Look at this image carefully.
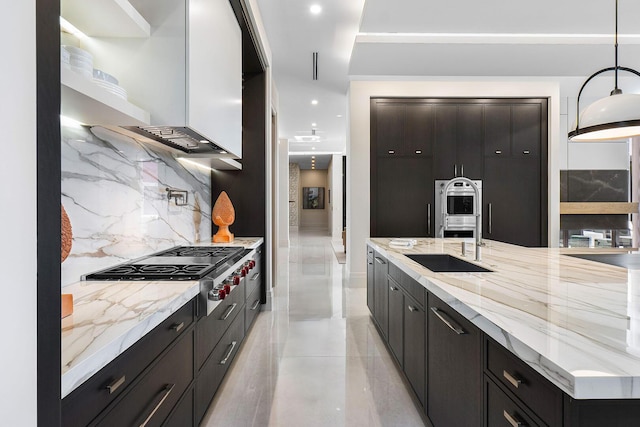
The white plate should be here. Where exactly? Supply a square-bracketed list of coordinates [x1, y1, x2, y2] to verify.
[93, 69, 119, 85]
[62, 45, 92, 60]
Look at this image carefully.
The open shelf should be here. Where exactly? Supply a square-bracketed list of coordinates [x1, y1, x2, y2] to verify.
[560, 202, 640, 215]
[61, 67, 150, 126]
[61, 0, 150, 38]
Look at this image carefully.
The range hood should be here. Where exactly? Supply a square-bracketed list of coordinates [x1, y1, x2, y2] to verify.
[123, 125, 230, 156]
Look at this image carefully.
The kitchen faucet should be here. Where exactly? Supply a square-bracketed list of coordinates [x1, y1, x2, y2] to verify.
[442, 177, 483, 261]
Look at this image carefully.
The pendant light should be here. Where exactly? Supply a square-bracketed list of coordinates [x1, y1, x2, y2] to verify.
[568, 0, 640, 141]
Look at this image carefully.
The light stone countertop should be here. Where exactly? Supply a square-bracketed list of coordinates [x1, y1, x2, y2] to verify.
[61, 237, 264, 399]
[367, 237, 640, 400]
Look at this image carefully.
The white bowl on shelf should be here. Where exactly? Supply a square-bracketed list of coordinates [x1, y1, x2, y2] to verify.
[61, 45, 92, 61]
[93, 69, 119, 85]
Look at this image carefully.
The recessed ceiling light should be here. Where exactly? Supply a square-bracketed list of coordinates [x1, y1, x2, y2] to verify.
[312, 156, 316, 159]
[311, 99, 318, 105]
[312, 147, 316, 150]
[336, 114, 343, 118]
[310, 4, 322, 14]
[312, 122, 317, 127]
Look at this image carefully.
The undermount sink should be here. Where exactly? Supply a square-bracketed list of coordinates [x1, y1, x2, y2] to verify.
[405, 254, 493, 273]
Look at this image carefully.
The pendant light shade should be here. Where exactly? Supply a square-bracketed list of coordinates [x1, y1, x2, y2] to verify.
[569, 93, 640, 141]
[568, 0, 640, 142]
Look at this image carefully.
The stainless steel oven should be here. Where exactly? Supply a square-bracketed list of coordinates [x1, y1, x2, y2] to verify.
[435, 179, 482, 238]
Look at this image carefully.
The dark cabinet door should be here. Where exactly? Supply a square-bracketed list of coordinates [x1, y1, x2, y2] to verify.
[387, 278, 404, 365]
[373, 156, 434, 237]
[484, 157, 542, 247]
[374, 102, 404, 156]
[366, 255, 374, 314]
[427, 294, 482, 427]
[484, 105, 511, 157]
[512, 103, 542, 157]
[404, 297, 426, 407]
[373, 254, 389, 338]
[433, 105, 458, 179]
[456, 105, 483, 179]
[404, 103, 434, 156]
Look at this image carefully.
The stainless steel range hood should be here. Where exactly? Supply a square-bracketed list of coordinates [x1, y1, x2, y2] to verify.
[123, 125, 229, 156]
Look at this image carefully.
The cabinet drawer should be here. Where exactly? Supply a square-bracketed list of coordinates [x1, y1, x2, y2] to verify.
[62, 299, 195, 427]
[245, 285, 261, 332]
[486, 339, 562, 426]
[163, 387, 194, 427]
[95, 329, 194, 427]
[196, 285, 245, 370]
[245, 266, 261, 299]
[195, 312, 245, 424]
[389, 262, 425, 307]
[367, 245, 374, 259]
[486, 378, 541, 427]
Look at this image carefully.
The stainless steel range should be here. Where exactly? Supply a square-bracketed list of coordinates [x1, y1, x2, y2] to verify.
[86, 245, 258, 316]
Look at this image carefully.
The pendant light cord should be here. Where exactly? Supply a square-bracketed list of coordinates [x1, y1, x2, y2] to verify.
[615, 0, 619, 91]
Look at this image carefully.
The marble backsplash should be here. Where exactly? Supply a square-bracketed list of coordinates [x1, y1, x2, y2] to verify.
[61, 125, 212, 287]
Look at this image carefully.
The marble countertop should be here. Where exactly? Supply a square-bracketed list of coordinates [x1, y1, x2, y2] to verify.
[61, 237, 264, 399]
[367, 238, 640, 400]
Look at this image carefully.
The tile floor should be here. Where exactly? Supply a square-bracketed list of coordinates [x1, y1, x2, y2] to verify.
[201, 228, 426, 426]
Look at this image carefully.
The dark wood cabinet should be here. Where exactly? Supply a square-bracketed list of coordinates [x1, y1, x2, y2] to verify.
[367, 250, 374, 314]
[427, 293, 482, 427]
[433, 104, 483, 180]
[370, 97, 548, 246]
[486, 377, 542, 427]
[373, 252, 389, 338]
[387, 277, 404, 365]
[403, 295, 426, 407]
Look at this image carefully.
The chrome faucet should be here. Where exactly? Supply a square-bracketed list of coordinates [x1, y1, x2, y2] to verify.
[442, 177, 482, 261]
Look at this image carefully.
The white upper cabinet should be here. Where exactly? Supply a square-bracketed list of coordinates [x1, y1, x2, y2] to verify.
[61, 0, 243, 159]
[188, 0, 242, 159]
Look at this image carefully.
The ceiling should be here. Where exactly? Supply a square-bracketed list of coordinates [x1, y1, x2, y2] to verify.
[254, 0, 640, 156]
[289, 154, 332, 170]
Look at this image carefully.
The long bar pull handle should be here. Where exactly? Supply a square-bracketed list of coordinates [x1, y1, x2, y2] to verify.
[461, 164, 464, 176]
[220, 341, 238, 365]
[454, 164, 458, 177]
[171, 322, 184, 333]
[427, 203, 431, 235]
[251, 300, 260, 310]
[430, 307, 466, 335]
[374, 257, 386, 265]
[503, 370, 523, 389]
[503, 410, 525, 427]
[488, 203, 492, 234]
[106, 375, 126, 394]
[138, 383, 175, 427]
[251, 272, 260, 281]
[220, 303, 238, 321]
[408, 305, 417, 312]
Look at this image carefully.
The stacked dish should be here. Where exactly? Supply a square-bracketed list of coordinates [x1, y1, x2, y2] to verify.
[93, 69, 127, 100]
[62, 45, 93, 79]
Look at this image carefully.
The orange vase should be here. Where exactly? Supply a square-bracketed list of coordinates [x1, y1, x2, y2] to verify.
[212, 191, 235, 243]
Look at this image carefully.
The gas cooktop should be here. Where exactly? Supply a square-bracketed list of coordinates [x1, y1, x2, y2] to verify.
[85, 246, 246, 281]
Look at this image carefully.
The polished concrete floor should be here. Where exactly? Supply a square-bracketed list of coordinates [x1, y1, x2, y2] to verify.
[201, 228, 425, 427]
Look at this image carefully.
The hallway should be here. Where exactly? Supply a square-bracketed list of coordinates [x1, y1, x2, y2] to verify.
[201, 228, 425, 426]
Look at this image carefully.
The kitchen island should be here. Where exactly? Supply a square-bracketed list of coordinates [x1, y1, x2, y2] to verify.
[367, 237, 640, 426]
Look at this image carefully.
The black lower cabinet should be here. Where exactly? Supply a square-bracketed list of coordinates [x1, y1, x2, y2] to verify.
[404, 297, 425, 407]
[373, 252, 389, 338]
[388, 278, 404, 365]
[427, 293, 482, 427]
[95, 329, 194, 427]
[367, 253, 374, 314]
[486, 378, 541, 427]
[163, 388, 194, 427]
[195, 310, 245, 424]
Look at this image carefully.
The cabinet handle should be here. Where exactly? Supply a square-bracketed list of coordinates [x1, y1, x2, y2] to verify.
[408, 305, 417, 312]
[415, 150, 422, 154]
[220, 341, 238, 365]
[170, 322, 184, 333]
[251, 299, 260, 310]
[460, 164, 464, 176]
[454, 164, 458, 177]
[503, 370, 523, 388]
[495, 150, 502, 154]
[430, 307, 466, 335]
[503, 410, 526, 427]
[488, 203, 492, 234]
[523, 150, 530, 155]
[389, 286, 399, 291]
[251, 272, 260, 281]
[374, 257, 386, 265]
[138, 383, 175, 427]
[427, 203, 431, 235]
[106, 375, 126, 394]
[220, 303, 238, 321]
[388, 150, 395, 154]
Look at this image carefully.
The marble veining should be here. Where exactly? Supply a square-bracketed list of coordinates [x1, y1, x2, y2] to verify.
[61, 125, 212, 286]
[368, 237, 640, 399]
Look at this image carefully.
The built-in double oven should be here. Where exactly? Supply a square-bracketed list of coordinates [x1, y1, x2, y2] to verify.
[434, 179, 482, 238]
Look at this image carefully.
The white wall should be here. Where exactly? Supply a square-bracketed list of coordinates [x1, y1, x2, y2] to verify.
[330, 154, 344, 241]
[300, 170, 329, 228]
[0, 0, 37, 424]
[347, 79, 562, 277]
[277, 138, 289, 246]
